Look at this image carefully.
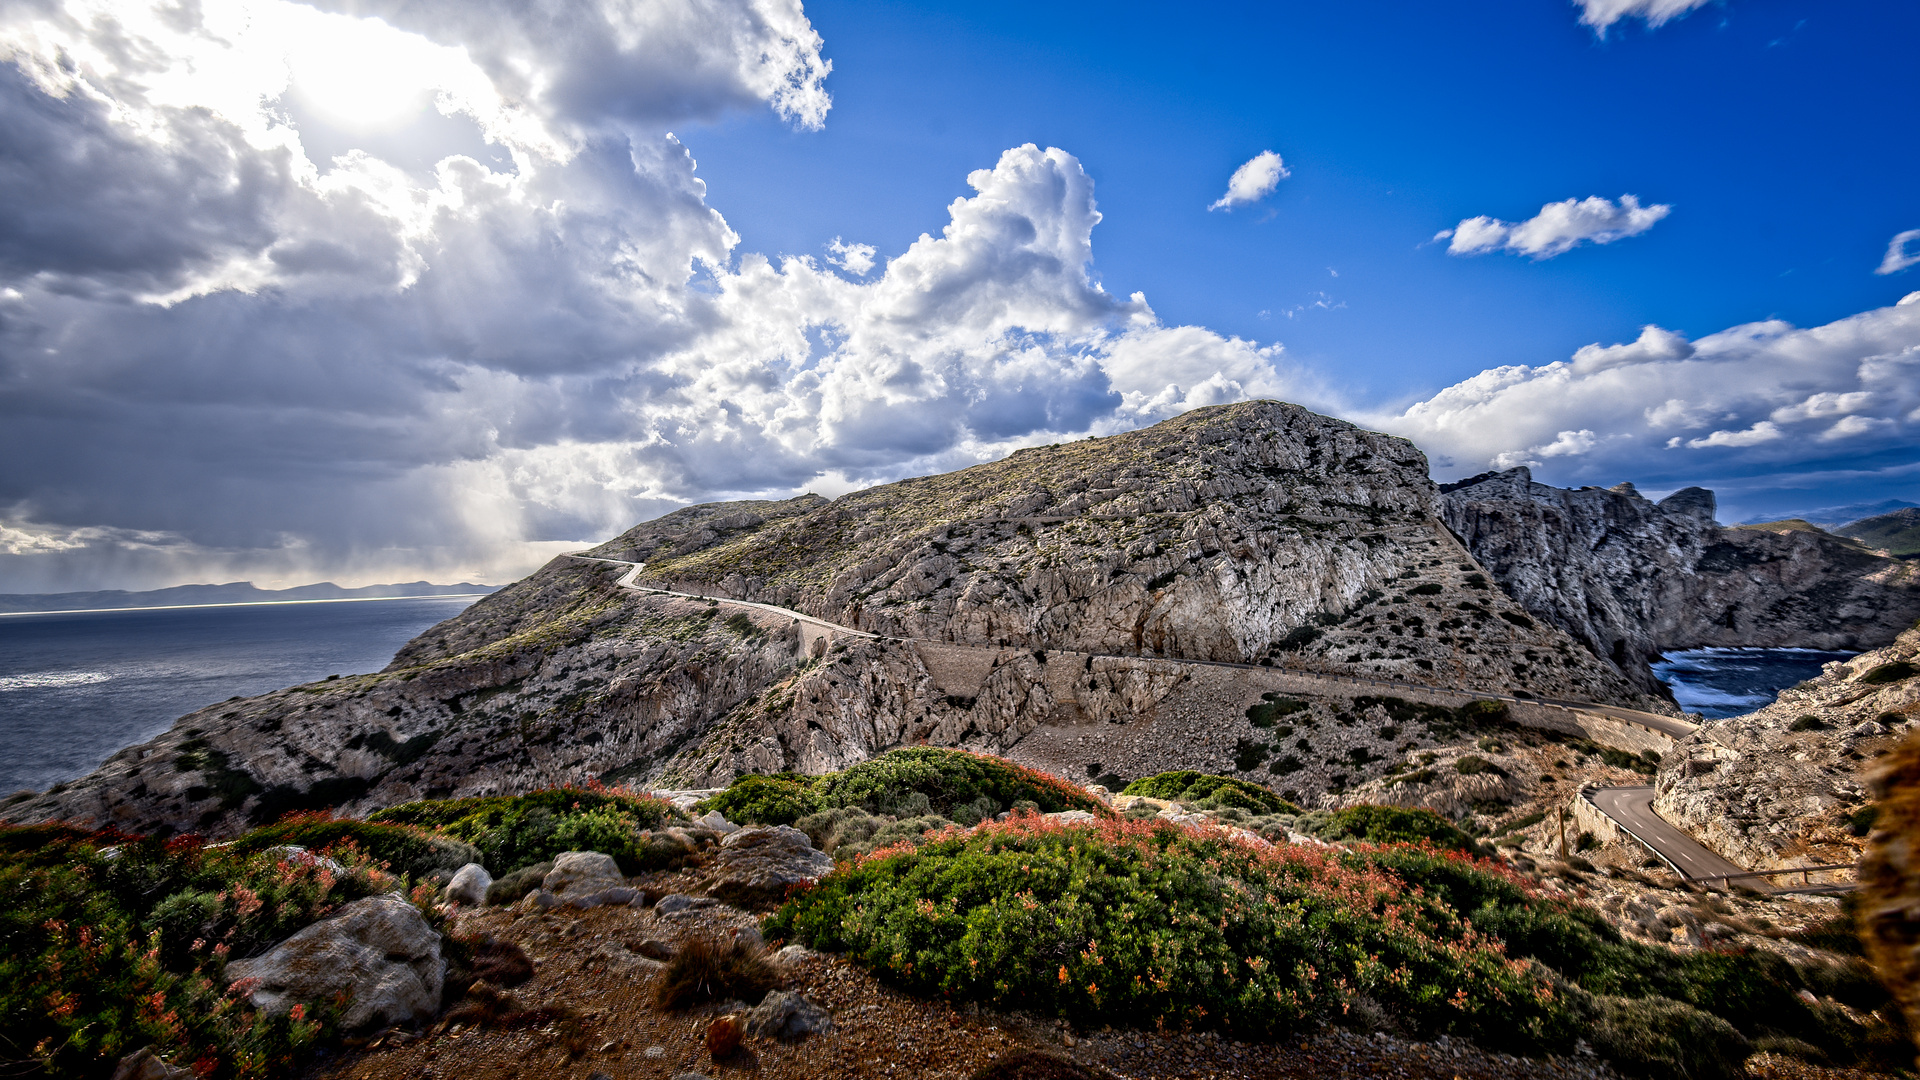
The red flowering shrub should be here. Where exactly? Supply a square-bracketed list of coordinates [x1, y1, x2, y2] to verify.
[765, 814, 1560, 1048]
[0, 823, 397, 1078]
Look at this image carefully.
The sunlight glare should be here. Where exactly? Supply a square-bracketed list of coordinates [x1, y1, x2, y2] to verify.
[285, 13, 443, 130]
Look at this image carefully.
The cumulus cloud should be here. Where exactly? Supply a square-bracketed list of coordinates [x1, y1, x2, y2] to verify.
[1377, 291, 1920, 503]
[0, 3, 1316, 591]
[825, 237, 876, 275]
[1575, 0, 1716, 33]
[1437, 195, 1670, 259]
[1208, 151, 1289, 211]
[1879, 229, 1920, 276]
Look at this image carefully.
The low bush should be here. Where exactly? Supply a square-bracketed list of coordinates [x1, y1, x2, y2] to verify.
[225, 814, 480, 881]
[1298, 805, 1479, 853]
[767, 817, 1563, 1048]
[695, 773, 824, 826]
[1121, 771, 1300, 814]
[484, 860, 553, 906]
[1584, 993, 1751, 1080]
[814, 748, 1107, 819]
[369, 786, 678, 875]
[1790, 714, 1829, 732]
[654, 934, 780, 1010]
[0, 822, 403, 1079]
[1245, 693, 1309, 728]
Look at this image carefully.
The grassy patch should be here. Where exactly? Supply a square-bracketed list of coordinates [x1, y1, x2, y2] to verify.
[1120, 771, 1299, 814]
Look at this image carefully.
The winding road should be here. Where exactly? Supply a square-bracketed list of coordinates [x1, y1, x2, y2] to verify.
[566, 553, 1780, 885]
[1586, 786, 1746, 880]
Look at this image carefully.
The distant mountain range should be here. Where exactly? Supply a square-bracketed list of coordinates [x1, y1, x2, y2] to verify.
[0, 580, 497, 614]
[1838, 508, 1920, 558]
[1736, 499, 1919, 529]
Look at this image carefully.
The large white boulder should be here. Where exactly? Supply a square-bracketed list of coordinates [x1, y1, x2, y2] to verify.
[226, 895, 444, 1030]
[445, 863, 491, 906]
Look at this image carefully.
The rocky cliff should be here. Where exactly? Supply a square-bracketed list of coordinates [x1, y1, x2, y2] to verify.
[1439, 467, 1920, 695]
[1652, 622, 1920, 872]
[9, 402, 1653, 838]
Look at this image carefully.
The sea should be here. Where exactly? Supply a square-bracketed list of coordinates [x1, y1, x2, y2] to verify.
[0, 596, 482, 797]
[1650, 647, 1858, 719]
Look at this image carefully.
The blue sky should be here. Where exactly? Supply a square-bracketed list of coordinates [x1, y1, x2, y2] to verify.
[694, 0, 1919, 398]
[0, 0, 1915, 591]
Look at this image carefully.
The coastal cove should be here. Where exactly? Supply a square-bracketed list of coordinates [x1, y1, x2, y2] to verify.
[0, 595, 482, 796]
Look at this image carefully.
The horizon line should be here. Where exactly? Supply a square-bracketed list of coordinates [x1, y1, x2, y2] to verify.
[0, 593, 493, 619]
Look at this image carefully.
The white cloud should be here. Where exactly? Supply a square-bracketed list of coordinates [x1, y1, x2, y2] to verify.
[1575, 0, 1716, 34]
[1686, 422, 1781, 448]
[825, 237, 875, 275]
[1208, 150, 1289, 211]
[1878, 229, 1920, 276]
[1377, 299, 1920, 494]
[1440, 195, 1670, 259]
[0, 0, 1319, 592]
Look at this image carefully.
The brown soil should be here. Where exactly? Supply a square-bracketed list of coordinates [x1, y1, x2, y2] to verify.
[298, 889, 1638, 1080]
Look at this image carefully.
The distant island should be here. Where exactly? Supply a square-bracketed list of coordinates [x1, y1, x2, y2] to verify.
[0, 580, 498, 615]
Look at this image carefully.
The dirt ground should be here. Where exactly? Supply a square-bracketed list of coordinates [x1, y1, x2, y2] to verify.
[297, 874, 1880, 1080]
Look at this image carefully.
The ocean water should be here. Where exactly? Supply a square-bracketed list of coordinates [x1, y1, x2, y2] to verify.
[1651, 647, 1857, 719]
[0, 596, 481, 796]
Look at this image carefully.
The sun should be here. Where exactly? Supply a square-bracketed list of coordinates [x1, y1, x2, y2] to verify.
[283, 11, 443, 131]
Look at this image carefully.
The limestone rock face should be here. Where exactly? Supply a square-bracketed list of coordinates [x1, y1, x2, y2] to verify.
[705, 825, 835, 905]
[225, 895, 444, 1030]
[1652, 623, 1920, 871]
[15, 401, 1648, 836]
[1440, 467, 1920, 694]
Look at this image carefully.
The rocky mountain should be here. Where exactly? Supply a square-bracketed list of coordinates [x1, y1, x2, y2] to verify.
[1439, 467, 1920, 696]
[7, 401, 1651, 838]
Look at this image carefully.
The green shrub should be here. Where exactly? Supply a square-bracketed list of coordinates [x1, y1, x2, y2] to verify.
[1790, 714, 1829, 731]
[226, 815, 480, 881]
[1120, 771, 1299, 814]
[766, 817, 1562, 1047]
[1407, 582, 1443, 596]
[369, 786, 679, 875]
[1859, 661, 1916, 685]
[1585, 994, 1751, 1080]
[696, 773, 824, 826]
[1453, 755, 1500, 776]
[1299, 805, 1478, 852]
[1245, 693, 1309, 728]
[814, 748, 1106, 819]
[485, 861, 553, 906]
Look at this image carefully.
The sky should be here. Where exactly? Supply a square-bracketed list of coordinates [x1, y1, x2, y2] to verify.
[0, 0, 1916, 592]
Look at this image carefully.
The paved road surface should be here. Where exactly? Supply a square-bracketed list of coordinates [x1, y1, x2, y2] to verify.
[1588, 786, 1747, 880]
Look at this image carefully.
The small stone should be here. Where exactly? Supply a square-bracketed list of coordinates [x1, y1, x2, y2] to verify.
[445, 863, 491, 907]
[672, 1073, 713, 1080]
[109, 1046, 193, 1080]
[772, 943, 815, 965]
[655, 893, 716, 915]
[741, 989, 832, 1040]
[629, 938, 676, 960]
[644, 1045, 668, 1059]
[707, 1014, 744, 1058]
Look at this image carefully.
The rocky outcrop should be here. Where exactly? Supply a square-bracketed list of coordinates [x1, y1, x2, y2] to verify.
[1652, 623, 1920, 871]
[1440, 467, 1920, 695]
[14, 402, 1651, 837]
[704, 825, 835, 905]
[226, 895, 445, 1030]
